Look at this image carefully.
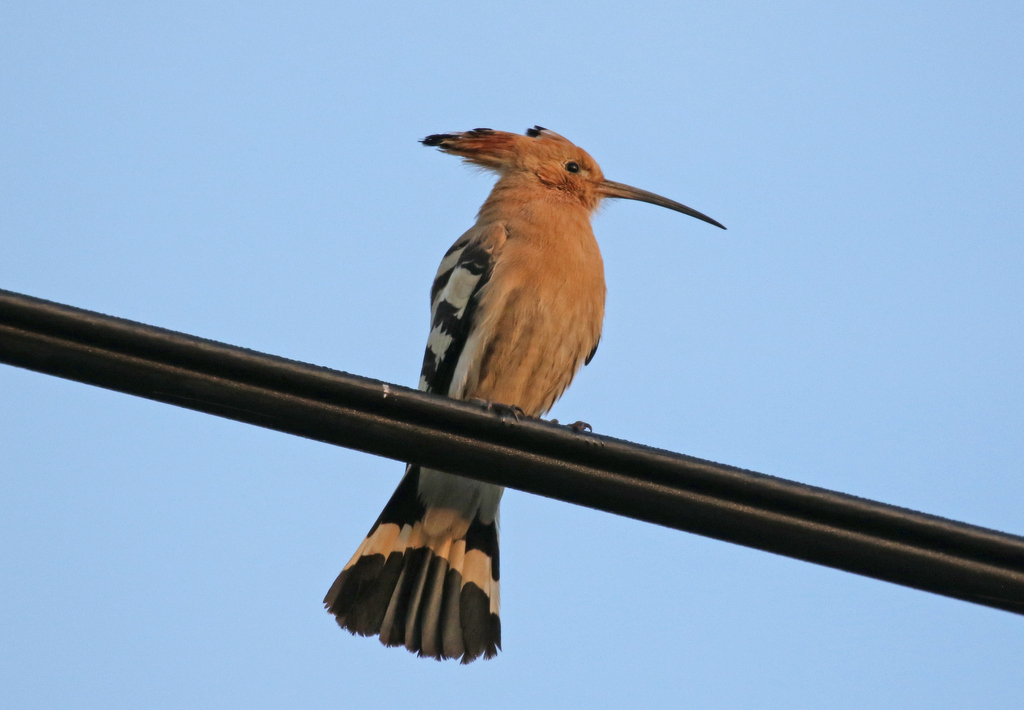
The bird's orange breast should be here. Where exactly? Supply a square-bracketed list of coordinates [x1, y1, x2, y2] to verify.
[458, 211, 606, 417]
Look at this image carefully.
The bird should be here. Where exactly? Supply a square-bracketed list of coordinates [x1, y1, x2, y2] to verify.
[324, 126, 725, 663]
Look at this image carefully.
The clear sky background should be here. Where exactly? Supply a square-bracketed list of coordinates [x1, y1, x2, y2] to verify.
[2, 2, 1023, 708]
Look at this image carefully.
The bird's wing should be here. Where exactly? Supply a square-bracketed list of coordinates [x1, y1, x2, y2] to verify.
[326, 222, 508, 664]
[418, 222, 507, 397]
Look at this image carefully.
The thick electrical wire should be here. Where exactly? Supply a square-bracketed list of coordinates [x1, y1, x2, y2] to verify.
[1, 287, 1023, 615]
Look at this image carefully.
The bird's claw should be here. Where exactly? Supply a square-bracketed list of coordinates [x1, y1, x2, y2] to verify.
[471, 398, 525, 422]
[547, 418, 592, 432]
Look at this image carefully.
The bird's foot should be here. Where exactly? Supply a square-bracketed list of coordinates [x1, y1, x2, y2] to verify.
[470, 399, 525, 422]
[548, 419, 593, 432]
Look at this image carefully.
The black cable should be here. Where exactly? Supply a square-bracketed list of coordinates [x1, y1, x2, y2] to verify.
[1, 287, 1023, 615]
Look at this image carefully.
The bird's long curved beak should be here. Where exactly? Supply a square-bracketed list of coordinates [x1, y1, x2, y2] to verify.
[597, 180, 726, 230]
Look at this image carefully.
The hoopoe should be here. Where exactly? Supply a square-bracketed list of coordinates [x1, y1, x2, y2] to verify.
[324, 127, 724, 663]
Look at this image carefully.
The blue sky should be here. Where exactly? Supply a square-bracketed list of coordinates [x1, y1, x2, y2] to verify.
[2, 2, 1022, 707]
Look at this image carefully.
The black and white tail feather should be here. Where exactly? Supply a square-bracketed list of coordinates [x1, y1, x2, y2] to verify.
[324, 224, 506, 662]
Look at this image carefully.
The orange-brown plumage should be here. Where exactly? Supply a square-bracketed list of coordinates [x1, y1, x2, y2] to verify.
[324, 126, 723, 663]
[431, 128, 605, 416]
[456, 205, 604, 416]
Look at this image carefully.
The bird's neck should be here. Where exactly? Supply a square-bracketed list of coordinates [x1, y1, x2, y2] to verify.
[476, 177, 595, 240]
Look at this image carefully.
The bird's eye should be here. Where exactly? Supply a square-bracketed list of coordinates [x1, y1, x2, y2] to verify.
[565, 161, 580, 173]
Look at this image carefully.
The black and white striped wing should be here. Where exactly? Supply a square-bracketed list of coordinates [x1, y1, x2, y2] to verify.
[418, 223, 507, 398]
[324, 222, 508, 663]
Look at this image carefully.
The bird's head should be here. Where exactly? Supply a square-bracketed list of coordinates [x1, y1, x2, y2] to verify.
[421, 126, 725, 229]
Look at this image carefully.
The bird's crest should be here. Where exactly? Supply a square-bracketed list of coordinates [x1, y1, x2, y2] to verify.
[421, 128, 518, 171]
[421, 126, 579, 173]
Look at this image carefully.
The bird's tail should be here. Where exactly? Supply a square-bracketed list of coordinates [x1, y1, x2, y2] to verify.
[324, 466, 501, 663]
